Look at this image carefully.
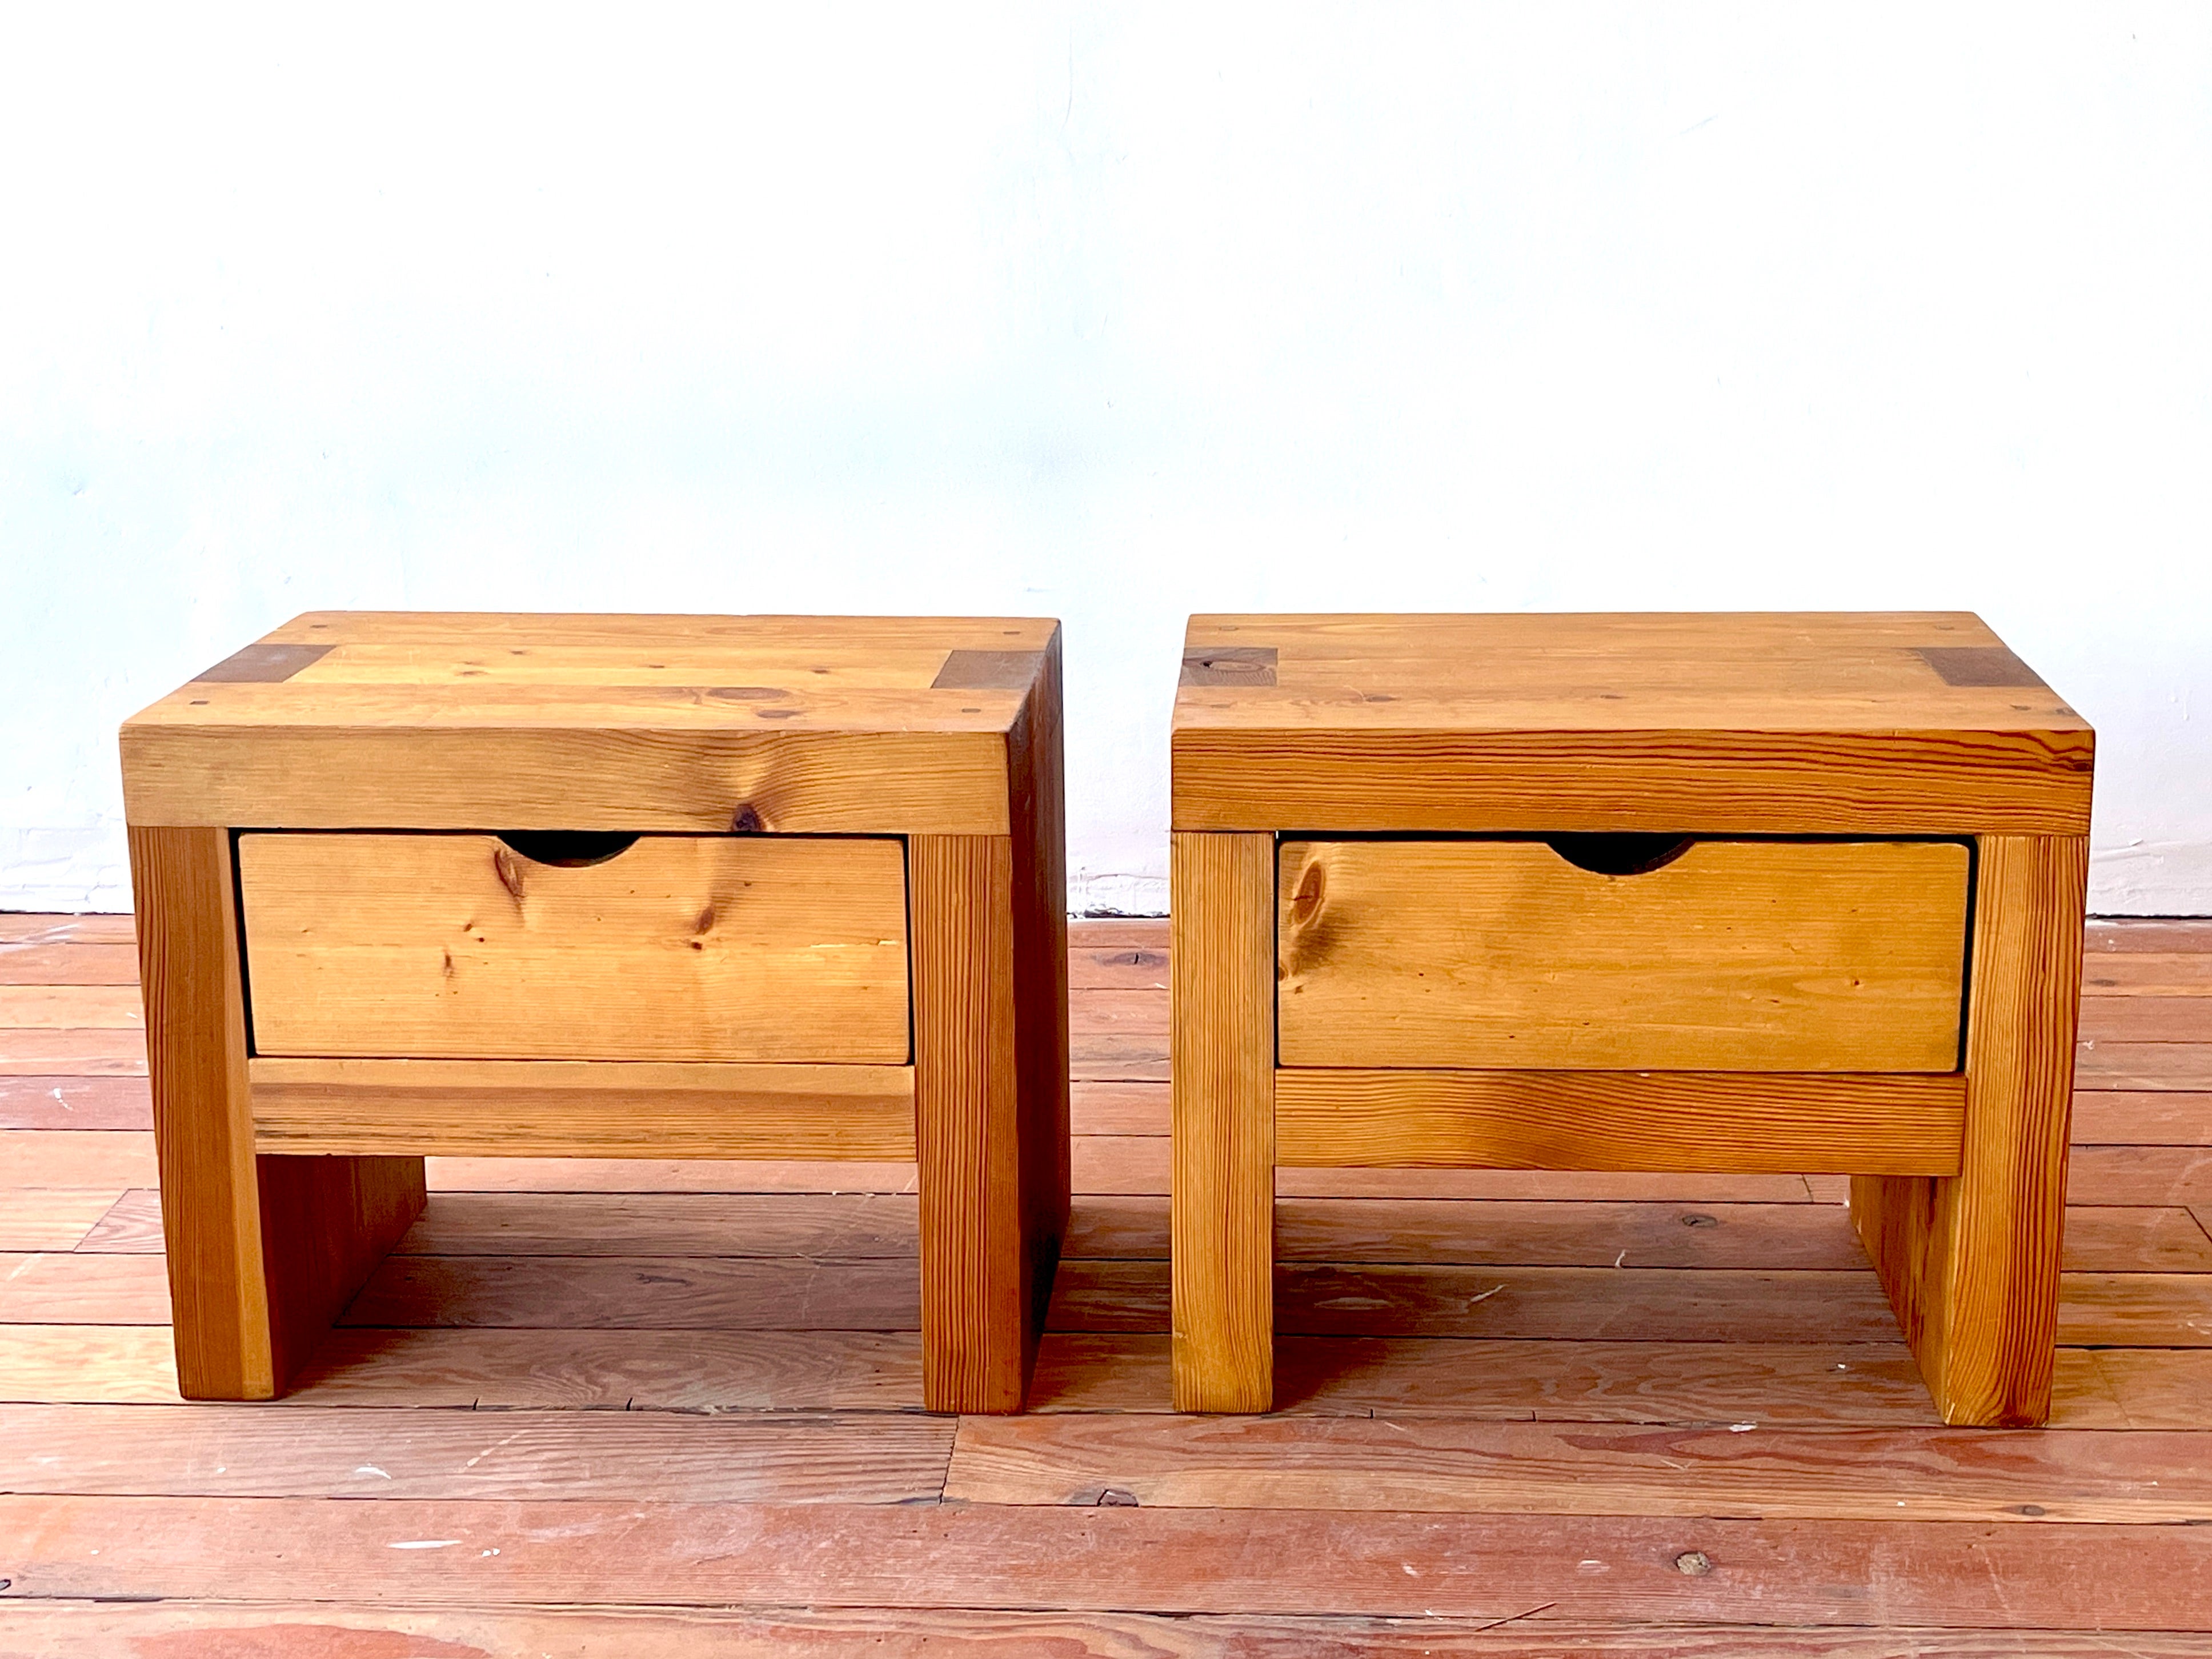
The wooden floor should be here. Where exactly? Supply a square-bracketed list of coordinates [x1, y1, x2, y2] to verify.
[5, 915, 2212, 1654]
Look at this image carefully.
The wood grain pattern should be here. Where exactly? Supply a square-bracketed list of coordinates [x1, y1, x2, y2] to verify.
[1171, 831, 1276, 1412]
[1032, 1334, 2143, 1428]
[387, 1191, 921, 1259]
[248, 1058, 917, 1159]
[339, 1254, 921, 1330]
[1854, 834, 2089, 1426]
[0, 913, 139, 943]
[126, 724, 1019, 833]
[0, 941, 142, 984]
[17, 1494, 2212, 1629]
[0, 1075, 151, 1129]
[0, 1402, 951, 1503]
[0, 1128, 158, 1187]
[1177, 728, 2094, 835]
[1067, 1260, 1908, 1342]
[0, 1188, 121, 1251]
[0, 1028, 146, 1075]
[0, 1251, 174, 1322]
[17, 1607, 2212, 1658]
[1278, 839, 1968, 1071]
[947, 1413, 2211, 1522]
[130, 827, 426, 1398]
[909, 827, 1064, 1412]
[2074, 1041, 2212, 1088]
[238, 832, 909, 1063]
[121, 613, 1060, 835]
[279, 1328, 926, 1410]
[912, 832, 1025, 1412]
[1275, 1070, 1965, 1173]
[1172, 613, 2091, 835]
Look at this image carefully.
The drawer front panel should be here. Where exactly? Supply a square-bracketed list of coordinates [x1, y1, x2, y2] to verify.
[239, 832, 910, 1063]
[1277, 838, 1969, 1072]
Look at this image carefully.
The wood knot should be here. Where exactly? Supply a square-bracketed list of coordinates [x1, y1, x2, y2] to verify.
[1179, 646, 1276, 687]
[491, 846, 527, 903]
[1673, 1552, 1712, 1577]
[729, 804, 764, 833]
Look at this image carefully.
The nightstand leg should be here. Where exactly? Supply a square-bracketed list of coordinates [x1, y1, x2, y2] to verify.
[911, 832, 1068, 1412]
[1853, 834, 2087, 1426]
[1171, 831, 1276, 1412]
[130, 827, 423, 1398]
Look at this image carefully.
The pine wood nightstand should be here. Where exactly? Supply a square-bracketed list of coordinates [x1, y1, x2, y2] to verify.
[1169, 612, 2093, 1426]
[121, 612, 1068, 1412]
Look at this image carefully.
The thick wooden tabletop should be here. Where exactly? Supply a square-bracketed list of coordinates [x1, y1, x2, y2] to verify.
[122, 612, 1060, 835]
[1173, 612, 2093, 835]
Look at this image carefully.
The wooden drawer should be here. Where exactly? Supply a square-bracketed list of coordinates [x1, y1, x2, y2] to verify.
[238, 832, 910, 1063]
[1277, 837, 1969, 1072]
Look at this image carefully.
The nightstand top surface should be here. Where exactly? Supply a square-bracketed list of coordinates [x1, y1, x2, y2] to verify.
[1171, 611, 2092, 836]
[131, 611, 1059, 735]
[122, 612, 1060, 836]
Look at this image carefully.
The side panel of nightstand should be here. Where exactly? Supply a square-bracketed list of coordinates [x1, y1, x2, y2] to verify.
[130, 826, 424, 1398]
[1853, 833, 2088, 1426]
[911, 634, 1069, 1413]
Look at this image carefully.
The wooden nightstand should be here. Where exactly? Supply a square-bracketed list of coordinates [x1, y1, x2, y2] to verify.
[121, 612, 1067, 1412]
[1169, 612, 2093, 1426]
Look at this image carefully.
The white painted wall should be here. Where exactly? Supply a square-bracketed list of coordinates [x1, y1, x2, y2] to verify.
[4, 5, 2207, 915]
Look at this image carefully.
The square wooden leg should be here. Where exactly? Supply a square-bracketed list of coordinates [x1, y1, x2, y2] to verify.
[910, 831, 1069, 1413]
[1852, 833, 2087, 1426]
[131, 826, 424, 1398]
[1171, 830, 1276, 1412]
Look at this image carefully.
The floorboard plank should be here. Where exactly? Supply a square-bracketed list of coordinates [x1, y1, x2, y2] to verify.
[2087, 920, 2212, 953]
[1068, 987, 1167, 1037]
[0, 915, 137, 944]
[10, 1605, 2211, 1658]
[0, 1129, 158, 1188]
[0, 1028, 145, 1075]
[2079, 1000, 2212, 1042]
[0, 1075, 152, 1130]
[945, 1413, 2212, 1522]
[339, 1255, 923, 1331]
[1069, 1081, 1168, 1136]
[1050, 1262, 1908, 1342]
[2075, 1043, 2212, 1089]
[393, 1191, 923, 1258]
[0, 985, 141, 1029]
[0, 1402, 950, 1502]
[0, 1324, 928, 1410]
[1067, 941, 1168, 992]
[0, 943, 141, 986]
[2071, 1090, 2212, 1145]
[1063, 1197, 2212, 1272]
[1028, 1335, 2131, 1427]
[0, 1189, 122, 1253]
[0, 1325, 181, 1403]
[2081, 953, 2212, 993]
[2055, 1273, 2212, 1345]
[2067, 1147, 2212, 1205]
[12, 1495, 2212, 1628]
[0, 1252, 171, 1324]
